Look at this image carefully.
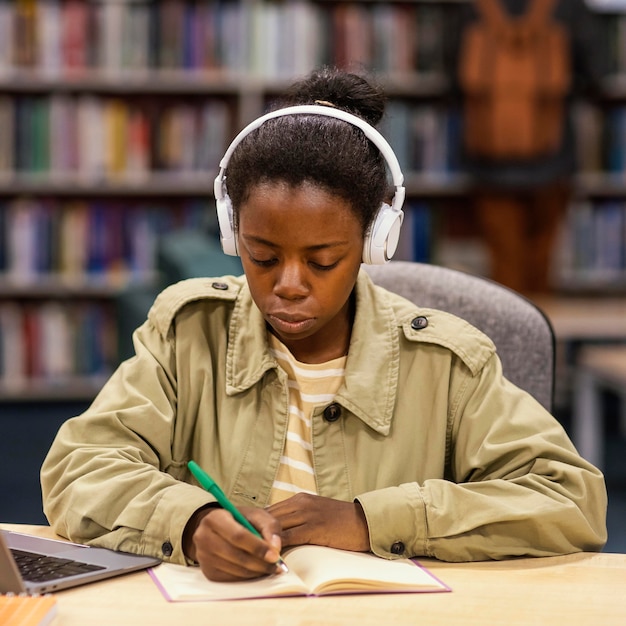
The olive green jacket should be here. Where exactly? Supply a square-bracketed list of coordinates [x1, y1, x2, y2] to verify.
[41, 271, 607, 564]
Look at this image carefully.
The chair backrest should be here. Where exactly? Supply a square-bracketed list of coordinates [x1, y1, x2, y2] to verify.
[364, 262, 555, 412]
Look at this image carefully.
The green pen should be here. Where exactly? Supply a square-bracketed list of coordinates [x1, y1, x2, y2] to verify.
[187, 460, 289, 573]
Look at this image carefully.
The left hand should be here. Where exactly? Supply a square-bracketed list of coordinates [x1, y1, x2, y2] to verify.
[266, 493, 370, 552]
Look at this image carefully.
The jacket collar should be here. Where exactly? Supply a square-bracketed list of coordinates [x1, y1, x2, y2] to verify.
[225, 270, 399, 435]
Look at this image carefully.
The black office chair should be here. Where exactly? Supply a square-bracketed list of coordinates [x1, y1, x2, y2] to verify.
[365, 262, 555, 412]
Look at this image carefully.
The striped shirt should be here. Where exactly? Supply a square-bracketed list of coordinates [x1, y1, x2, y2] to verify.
[268, 333, 346, 505]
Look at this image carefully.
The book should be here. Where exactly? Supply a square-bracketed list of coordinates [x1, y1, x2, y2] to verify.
[0, 302, 26, 388]
[60, 0, 88, 74]
[0, 1, 13, 77]
[149, 545, 450, 602]
[38, 0, 61, 77]
[0, 594, 57, 626]
[0, 96, 14, 175]
[14, 0, 37, 67]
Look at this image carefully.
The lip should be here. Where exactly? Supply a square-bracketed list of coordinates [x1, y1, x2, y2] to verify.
[267, 313, 317, 335]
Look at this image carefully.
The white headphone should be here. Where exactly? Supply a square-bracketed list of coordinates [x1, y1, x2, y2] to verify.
[214, 104, 406, 265]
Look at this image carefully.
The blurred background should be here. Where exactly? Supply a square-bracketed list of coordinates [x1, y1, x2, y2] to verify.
[0, 0, 624, 552]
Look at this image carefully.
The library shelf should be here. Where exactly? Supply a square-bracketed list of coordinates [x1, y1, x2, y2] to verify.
[0, 0, 625, 402]
[0, 376, 109, 402]
[0, 174, 215, 198]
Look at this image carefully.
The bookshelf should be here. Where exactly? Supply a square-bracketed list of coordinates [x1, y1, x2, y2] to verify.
[0, 0, 624, 402]
[557, 3, 626, 293]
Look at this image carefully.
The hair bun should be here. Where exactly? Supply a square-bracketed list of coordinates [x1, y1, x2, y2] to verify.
[278, 67, 386, 127]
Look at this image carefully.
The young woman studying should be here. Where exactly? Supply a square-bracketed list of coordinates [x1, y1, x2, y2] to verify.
[41, 68, 607, 582]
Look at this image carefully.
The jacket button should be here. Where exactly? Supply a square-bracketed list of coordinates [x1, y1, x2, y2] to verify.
[390, 541, 405, 555]
[161, 541, 174, 557]
[323, 403, 342, 422]
[410, 316, 428, 330]
[211, 282, 229, 290]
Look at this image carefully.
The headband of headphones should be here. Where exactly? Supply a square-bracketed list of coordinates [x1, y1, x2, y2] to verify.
[214, 104, 406, 264]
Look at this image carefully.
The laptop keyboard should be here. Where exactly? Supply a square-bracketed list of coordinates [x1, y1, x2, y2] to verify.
[10, 548, 106, 582]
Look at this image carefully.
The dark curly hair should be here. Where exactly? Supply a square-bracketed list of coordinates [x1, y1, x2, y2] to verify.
[225, 67, 391, 234]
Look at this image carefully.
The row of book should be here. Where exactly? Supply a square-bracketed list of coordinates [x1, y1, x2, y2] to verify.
[554, 103, 626, 175]
[395, 200, 626, 285]
[605, 11, 626, 74]
[0, 94, 466, 179]
[392, 201, 433, 265]
[0, 95, 230, 179]
[557, 200, 626, 281]
[0, 197, 211, 282]
[0, 0, 446, 78]
[600, 106, 626, 174]
[3, 95, 626, 183]
[0, 299, 116, 386]
[381, 103, 461, 174]
[1, 196, 622, 287]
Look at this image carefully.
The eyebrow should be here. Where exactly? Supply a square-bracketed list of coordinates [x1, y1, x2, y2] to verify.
[242, 234, 350, 251]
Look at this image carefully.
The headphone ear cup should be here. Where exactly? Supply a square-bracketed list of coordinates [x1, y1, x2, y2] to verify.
[216, 192, 238, 256]
[362, 202, 404, 265]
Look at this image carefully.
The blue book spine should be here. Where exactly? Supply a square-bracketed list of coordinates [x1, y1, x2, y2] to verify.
[411, 202, 432, 263]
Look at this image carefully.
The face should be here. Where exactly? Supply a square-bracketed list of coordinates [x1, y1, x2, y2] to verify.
[237, 181, 364, 363]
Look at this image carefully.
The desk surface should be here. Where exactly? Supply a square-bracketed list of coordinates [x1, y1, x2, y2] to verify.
[533, 296, 626, 341]
[4, 525, 626, 626]
[578, 344, 626, 385]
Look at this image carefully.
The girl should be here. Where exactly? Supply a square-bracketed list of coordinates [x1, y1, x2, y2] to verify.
[41, 68, 606, 582]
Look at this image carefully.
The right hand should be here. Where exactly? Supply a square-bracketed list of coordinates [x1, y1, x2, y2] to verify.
[184, 506, 284, 582]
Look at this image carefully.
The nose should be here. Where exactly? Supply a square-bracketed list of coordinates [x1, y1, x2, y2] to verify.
[273, 261, 309, 300]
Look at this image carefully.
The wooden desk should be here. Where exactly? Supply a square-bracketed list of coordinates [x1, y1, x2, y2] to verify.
[532, 296, 626, 342]
[4, 525, 626, 626]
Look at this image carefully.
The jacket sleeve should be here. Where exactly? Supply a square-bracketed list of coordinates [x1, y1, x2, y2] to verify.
[357, 353, 607, 562]
[40, 312, 216, 565]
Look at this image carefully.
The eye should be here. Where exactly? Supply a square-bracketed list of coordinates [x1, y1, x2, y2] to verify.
[310, 260, 339, 271]
[249, 256, 277, 268]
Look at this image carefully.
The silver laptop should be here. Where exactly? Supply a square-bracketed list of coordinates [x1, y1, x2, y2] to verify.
[0, 530, 161, 594]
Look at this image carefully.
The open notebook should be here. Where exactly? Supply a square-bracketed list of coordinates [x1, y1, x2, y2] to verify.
[149, 544, 450, 601]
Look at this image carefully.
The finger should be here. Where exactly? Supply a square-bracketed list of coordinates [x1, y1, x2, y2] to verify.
[269, 511, 310, 547]
[204, 509, 272, 557]
[265, 493, 306, 517]
[195, 510, 282, 579]
[198, 536, 282, 582]
[200, 556, 280, 581]
[267, 494, 313, 530]
[265, 533, 283, 563]
[196, 529, 280, 581]
[245, 508, 283, 554]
